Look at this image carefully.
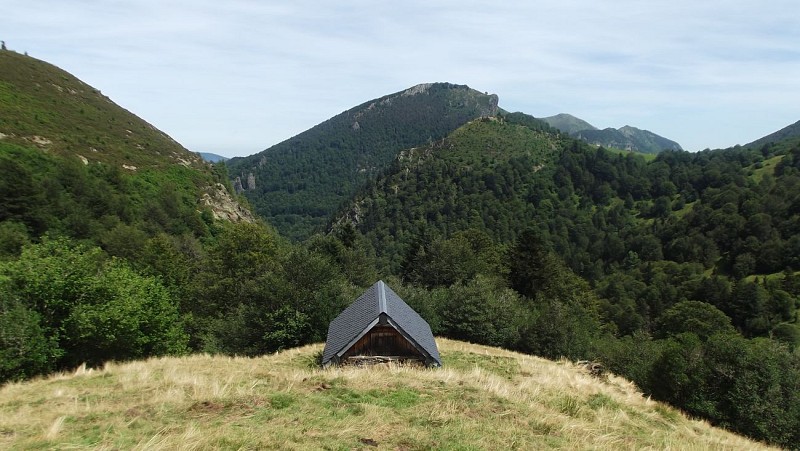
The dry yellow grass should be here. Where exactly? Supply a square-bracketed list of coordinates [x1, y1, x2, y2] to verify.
[0, 338, 773, 450]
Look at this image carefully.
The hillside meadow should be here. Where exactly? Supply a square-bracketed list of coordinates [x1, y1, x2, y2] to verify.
[0, 339, 771, 450]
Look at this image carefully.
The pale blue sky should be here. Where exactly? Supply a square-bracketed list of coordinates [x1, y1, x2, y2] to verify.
[3, 1, 799, 158]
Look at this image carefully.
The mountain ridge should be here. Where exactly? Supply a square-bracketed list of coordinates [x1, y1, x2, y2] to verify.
[331, 113, 564, 270]
[0, 50, 204, 170]
[542, 113, 682, 153]
[745, 119, 800, 149]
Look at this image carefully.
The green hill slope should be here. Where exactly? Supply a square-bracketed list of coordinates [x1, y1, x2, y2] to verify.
[226, 83, 499, 240]
[0, 49, 252, 238]
[0, 339, 771, 450]
[336, 110, 800, 333]
[0, 50, 203, 170]
[0, 50, 267, 387]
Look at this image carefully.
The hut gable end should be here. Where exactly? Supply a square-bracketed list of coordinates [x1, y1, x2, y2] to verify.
[322, 281, 441, 367]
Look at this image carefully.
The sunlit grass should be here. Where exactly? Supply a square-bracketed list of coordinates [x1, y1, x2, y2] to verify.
[0, 338, 773, 450]
[748, 154, 784, 183]
[603, 146, 657, 161]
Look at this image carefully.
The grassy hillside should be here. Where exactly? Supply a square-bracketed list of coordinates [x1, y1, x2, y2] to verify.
[0, 50, 205, 170]
[0, 49, 252, 237]
[0, 339, 770, 450]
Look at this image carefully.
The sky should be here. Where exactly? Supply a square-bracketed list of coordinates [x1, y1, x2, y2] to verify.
[3, 1, 799, 158]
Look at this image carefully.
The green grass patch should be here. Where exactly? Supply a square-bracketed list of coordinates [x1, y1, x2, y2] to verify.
[672, 199, 696, 219]
[604, 146, 657, 162]
[269, 393, 295, 409]
[442, 351, 520, 379]
[748, 154, 784, 183]
[291, 349, 323, 370]
[554, 394, 582, 417]
[586, 393, 621, 410]
[654, 403, 681, 422]
[323, 386, 421, 410]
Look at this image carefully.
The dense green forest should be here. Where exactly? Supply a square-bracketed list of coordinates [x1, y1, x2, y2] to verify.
[2, 50, 799, 447]
[335, 114, 800, 342]
[226, 83, 499, 240]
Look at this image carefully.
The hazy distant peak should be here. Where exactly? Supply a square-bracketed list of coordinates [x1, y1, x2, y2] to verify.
[541, 113, 598, 134]
[199, 152, 229, 163]
[543, 113, 681, 154]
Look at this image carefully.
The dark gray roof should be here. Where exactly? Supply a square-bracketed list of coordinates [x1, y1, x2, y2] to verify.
[322, 280, 441, 366]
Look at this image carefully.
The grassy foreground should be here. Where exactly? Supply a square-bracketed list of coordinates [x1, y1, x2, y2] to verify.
[0, 339, 771, 450]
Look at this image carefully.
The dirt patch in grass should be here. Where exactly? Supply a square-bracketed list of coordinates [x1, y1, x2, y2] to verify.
[188, 400, 225, 414]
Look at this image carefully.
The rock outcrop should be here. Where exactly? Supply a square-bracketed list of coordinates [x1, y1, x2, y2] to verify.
[200, 183, 256, 223]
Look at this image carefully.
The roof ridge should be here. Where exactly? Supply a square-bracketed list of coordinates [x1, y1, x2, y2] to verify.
[378, 280, 387, 313]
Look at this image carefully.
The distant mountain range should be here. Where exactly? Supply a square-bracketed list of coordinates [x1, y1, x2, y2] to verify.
[199, 152, 229, 163]
[541, 113, 682, 153]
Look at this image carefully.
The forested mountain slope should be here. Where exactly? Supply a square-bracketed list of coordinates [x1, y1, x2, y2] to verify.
[336, 113, 800, 339]
[226, 83, 499, 239]
[332, 113, 565, 271]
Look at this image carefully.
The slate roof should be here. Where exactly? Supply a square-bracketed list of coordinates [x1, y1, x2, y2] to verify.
[322, 280, 441, 367]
